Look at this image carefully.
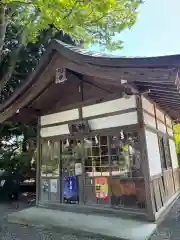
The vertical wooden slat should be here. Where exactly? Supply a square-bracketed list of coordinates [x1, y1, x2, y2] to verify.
[158, 177, 166, 205]
[79, 79, 85, 204]
[153, 179, 163, 211]
[36, 117, 41, 205]
[170, 170, 175, 195]
[107, 136, 112, 206]
[59, 140, 63, 203]
[173, 169, 180, 192]
[163, 171, 170, 200]
[163, 169, 175, 200]
[150, 182, 156, 212]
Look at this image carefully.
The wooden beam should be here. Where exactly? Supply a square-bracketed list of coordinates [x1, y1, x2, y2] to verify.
[0, 54, 61, 123]
[149, 88, 180, 95]
[149, 93, 180, 100]
[153, 98, 180, 105]
[135, 82, 177, 89]
[155, 103, 180, 110]
[153, 101, 180, 109]
[138, 86, 179, 95]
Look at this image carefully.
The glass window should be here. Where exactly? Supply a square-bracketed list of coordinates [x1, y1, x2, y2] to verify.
[163, 138, 172, 168]
[61, 139, 81, 204]
[109, 132, 142, 177]
[159, 136, 172, 169]
[61, 139, 82, 177]
[84, 136, 109, 177]
[109, 131, 146, 210]
[41, 179, 49, 201]
[41, 140, 60, 177]
[84, 136, 109, 205]
[159, 137, 167, 169]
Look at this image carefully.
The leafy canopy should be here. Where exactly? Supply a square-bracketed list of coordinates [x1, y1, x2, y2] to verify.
[2, 0, 142, 49]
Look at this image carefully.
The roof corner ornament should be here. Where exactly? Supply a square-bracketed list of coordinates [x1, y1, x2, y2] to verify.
[55, 68, 67, 84]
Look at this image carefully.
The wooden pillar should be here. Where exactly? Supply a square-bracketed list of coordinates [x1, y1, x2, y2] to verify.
[136, 95, 155, 221]
[36, 117, 41, 205]
[78, 78, 85, 204]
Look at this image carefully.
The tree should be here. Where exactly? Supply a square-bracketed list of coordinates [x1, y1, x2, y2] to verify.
[0, 20, 74, 102]
[0, 121, 36, 179]
[0, 0, 142, 96]
[174, 124, 180, 166]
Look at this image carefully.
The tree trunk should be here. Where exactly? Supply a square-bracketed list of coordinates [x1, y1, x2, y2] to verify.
[22, 132, 28, 153]
[0, 42, 24, 93]
[0, 5, 7, 58]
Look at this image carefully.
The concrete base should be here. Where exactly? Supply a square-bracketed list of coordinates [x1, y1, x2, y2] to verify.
[7, 207, 157, 240]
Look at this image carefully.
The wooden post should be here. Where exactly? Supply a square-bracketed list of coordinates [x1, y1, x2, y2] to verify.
[59, 141, 63, 203]
[78, 78, 85, 204]
[136, 95, 155, 221]
[36, 117, 41, 205]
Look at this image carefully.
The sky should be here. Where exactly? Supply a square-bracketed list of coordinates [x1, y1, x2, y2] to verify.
[90, 0, 180, 57]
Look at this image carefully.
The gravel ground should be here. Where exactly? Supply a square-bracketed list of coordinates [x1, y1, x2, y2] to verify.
[0, 198, 180, 240]
[151, 197, 180, 240]
[0, 201, 107, 240]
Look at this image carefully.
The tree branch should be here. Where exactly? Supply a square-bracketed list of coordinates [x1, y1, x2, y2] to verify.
[0, 42, 24, 93]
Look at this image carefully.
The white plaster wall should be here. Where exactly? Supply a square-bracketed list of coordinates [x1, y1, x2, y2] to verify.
[145, 130, 162, 177]
[166, 116, 172, 128]
[40, 109, 79, 126]
[142, 97, 154, 115]
[156, 108, 165, 122]
[88, 112, 138, 130]
[143, 112, 156, 128]
[169, 139, 178, 169]
[82, 96, 136, 118]
[157, 120, 166, 133]
[40, 124, 69, 137]
[167, 127, 173, 137]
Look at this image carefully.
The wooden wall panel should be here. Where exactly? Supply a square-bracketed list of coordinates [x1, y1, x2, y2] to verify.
[158, 177, 166, 205]
[152, 179, 163, 211]
[151, 170, 177, 213]
[150, 182, 156, 213]
[163, 170, 175, 200]
[173, 168, 180, 192]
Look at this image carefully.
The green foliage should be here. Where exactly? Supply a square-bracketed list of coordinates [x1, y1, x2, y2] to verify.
[1, 21, 74, 102]
[0, 122, 36, 179]
[174, 124, 180, 166]
[2, 0, 142, 49]
[0, 149, 35, 179]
